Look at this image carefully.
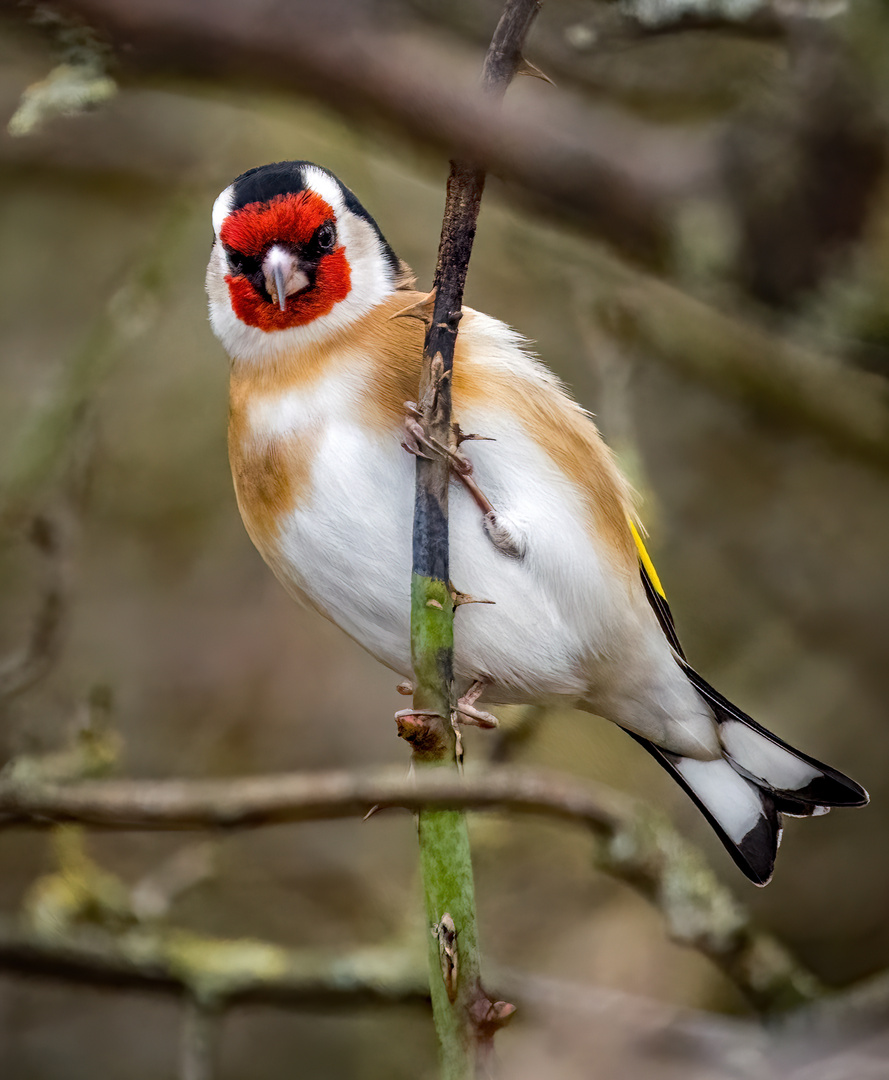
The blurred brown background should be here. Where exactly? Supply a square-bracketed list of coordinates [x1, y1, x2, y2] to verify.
[1, 0, 888, 1076]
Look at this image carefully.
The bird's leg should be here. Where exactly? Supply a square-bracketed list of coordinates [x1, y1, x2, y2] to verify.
[402, 402, 525, 560]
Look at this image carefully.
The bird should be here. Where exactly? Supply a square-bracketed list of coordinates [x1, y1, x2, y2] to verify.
[206, 159, 868, 886]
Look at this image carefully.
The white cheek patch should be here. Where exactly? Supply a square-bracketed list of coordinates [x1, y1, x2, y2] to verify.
[212, 185, 235, 238]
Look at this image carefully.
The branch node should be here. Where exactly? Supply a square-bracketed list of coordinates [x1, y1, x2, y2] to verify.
[470, 993, 517, 1033]
[395, 710, 447, 755]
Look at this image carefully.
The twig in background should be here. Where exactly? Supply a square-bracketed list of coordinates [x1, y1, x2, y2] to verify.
[179, 997, 219, 1080]
[0, 513, 69, 702]
[131, 841, 218, 922]
[0, 195, 192, 526]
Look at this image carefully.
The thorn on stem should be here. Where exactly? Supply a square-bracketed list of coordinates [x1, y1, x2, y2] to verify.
[390, 290, 436, 325]
[455, 426, 495, 445]
[451, 587, 495, 607]
[515, 56, 555, 86]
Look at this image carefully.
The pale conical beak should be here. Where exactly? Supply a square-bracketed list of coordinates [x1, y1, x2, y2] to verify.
[263, 245, 310, 311]
[272, 263, 288, 312]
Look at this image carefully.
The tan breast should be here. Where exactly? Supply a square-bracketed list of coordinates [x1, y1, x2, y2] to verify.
[228, 290, 636, 574]
[227, 374, 316, 550]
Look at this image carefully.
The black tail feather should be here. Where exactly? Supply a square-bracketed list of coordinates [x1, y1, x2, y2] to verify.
[623, 729, 779, 886]
[683, 667, 869, 808]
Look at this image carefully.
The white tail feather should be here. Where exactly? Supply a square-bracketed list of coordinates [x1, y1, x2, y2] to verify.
[718, 719, 821, 792]
[673, 757, 764, 845]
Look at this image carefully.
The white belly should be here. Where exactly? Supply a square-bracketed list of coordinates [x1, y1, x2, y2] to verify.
[267, 404, 628, 705]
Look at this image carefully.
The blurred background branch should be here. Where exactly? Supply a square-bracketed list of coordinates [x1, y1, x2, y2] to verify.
[0, 513, 69, 701]
[0, 764, 829, 1013]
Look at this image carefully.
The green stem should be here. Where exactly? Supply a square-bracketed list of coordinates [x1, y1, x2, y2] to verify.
[418, 809, 482, 1077]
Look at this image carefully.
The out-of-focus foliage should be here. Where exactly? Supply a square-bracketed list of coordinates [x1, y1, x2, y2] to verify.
[1, 1, 889, 1077]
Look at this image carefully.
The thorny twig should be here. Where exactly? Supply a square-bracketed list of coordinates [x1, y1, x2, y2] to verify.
[402, 3, 543, 1072]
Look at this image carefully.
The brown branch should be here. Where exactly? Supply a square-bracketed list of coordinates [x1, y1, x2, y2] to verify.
[0, 764, 820, 1014]
[600, 271, 889, 472]
[0, 765, 625, 832]
[0, 915, 429, 1008]
[0, 0, 686, 266]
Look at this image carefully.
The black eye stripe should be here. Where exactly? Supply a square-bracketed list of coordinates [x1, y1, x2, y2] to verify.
[223, 246, 260, 275]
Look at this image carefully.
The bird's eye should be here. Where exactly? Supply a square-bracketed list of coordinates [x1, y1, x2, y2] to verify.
[315, 223, 336, 252]
[224, 247, 258, 277]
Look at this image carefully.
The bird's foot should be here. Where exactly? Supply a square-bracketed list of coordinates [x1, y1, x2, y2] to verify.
[394, 681, 497, 766]
[401, 402, 434, 460]
[401, 403, 524, 560]
[482, 511, 524, 560]
[455, 680, 498, 729]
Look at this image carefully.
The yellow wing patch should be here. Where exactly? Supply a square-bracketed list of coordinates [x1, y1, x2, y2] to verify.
[628, 518, 667, 599]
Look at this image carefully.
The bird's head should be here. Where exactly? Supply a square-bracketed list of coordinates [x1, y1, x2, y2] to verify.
[207, 161, 413, 361]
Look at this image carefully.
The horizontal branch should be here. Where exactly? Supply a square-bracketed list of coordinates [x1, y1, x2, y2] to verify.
[0, 0, 708, 266]
[0, 764, 820, 1013]
[3, 911, 884, 1066]
[601, 272, 889, 472]
[0, 915, 428, 1008]
[0, 764, 625, 832]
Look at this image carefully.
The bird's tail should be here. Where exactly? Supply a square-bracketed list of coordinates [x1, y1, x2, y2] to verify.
[626, 667, 868, 886]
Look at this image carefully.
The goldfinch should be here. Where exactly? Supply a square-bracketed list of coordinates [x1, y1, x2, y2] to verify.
[206, 160, 867, 885]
